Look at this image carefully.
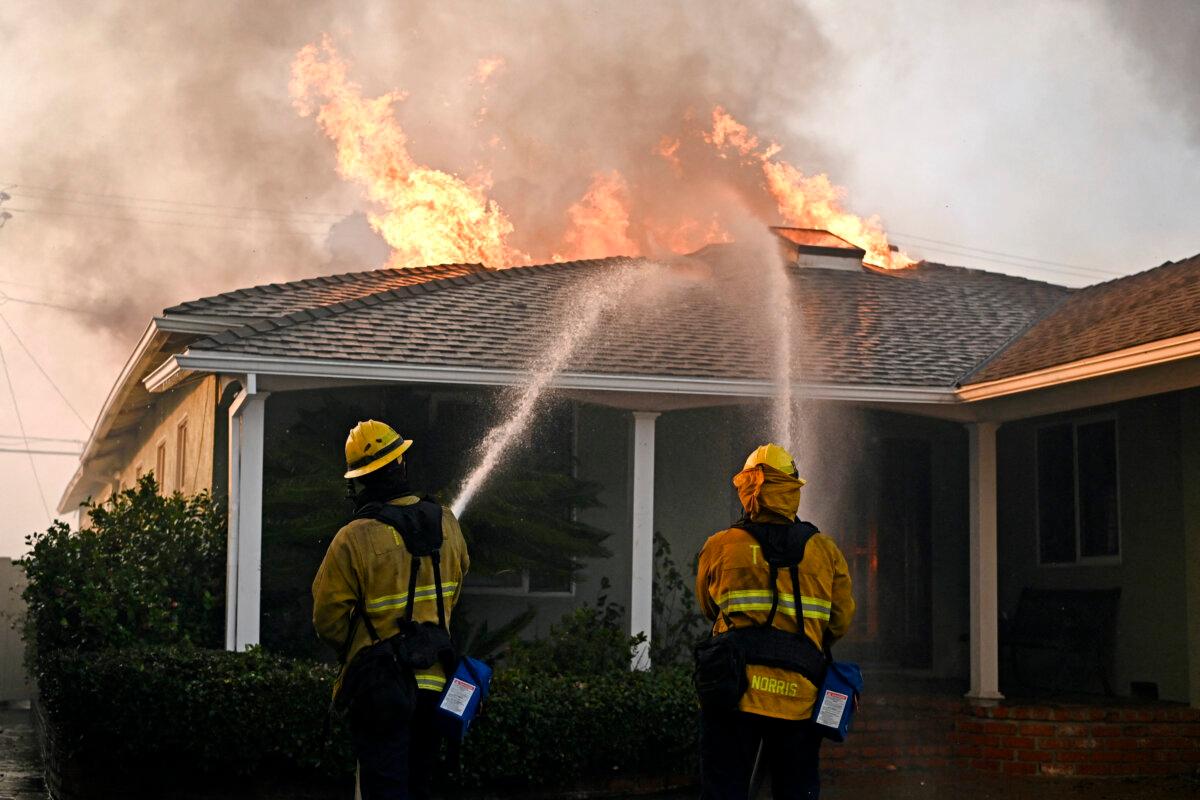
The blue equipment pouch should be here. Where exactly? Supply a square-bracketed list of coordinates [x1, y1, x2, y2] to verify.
[435, 656, 493, 741]
[812, 661, 862, 742]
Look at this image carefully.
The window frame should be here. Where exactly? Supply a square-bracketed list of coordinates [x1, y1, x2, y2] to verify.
[175, 416, 189, 492]
[1034, 414, 1122, 567]
[155, 437, 168, 493]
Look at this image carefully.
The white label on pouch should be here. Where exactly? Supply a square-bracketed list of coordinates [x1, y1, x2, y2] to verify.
[439, 678, 477, 717]
[815, 690, 848, 728]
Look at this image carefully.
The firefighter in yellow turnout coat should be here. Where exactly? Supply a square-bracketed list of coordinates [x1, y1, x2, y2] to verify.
[313, 421, 469, 800]
[696, 444, 854, 800]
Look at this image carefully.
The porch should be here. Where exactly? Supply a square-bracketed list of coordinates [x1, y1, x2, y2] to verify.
[828, 674, 1200, 778]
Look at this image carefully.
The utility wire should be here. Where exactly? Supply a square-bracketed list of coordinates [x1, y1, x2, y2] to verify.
[0, 434, 85, 445]
[5, 206, 328, 237]
[7, 190, 337, 227]
[0, 337, 50, 517]
[0, 447, 81, 457]
[0, 289, 99, 316]
[892, 231, 1124, 277]
[0, 311, 92, 430]
[3, 181, 345, 220]
[891, 240, 1116, 282]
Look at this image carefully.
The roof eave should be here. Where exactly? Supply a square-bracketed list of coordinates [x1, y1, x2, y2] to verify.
[144, 349, 960, 405]
[957, 330, 1200, 401]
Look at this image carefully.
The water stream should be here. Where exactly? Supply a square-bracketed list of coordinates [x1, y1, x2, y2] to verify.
[450, 261, 651, 517]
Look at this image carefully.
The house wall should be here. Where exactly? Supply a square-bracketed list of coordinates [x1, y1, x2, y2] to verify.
[95, 375, 219, 504]
[996, 390, 1192, 702]
[1181, 389, 1200, 707]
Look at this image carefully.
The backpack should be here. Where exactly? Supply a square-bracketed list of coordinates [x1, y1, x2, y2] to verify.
[693, 519, 827, 711]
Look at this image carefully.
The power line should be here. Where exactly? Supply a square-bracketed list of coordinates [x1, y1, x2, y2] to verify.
[0, 311, 92, 430]
[0, 434, 84, 445]
[0, 447, 81, 457]
[891, 231, 1124, 277]
[7, 189, 337, 227]
[5, 206, 329, 237]
[3, 181, 345, 220]
[892, 239, 1117, 282]
[0, 289, 99, 316]
[0, 337, 49, 517]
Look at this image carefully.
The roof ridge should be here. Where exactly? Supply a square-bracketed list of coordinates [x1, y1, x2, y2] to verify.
[955, 289, 1074, 386]
[189, 255, 640, 350]
[165, 261, 487, 314]
[1067, 250, 1200, 294]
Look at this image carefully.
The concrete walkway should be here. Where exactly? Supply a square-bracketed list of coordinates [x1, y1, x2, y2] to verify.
[0, 705, 47, 800]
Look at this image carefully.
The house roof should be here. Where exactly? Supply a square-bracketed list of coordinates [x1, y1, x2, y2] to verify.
[964, 254, 1200, 384]
[174, 246, 1068, 389]
[162, 262, 485, 319]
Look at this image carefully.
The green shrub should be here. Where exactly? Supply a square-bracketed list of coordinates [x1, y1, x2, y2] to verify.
[37, 646, 351, 781]
[20, 475, 225, 661]
[36, 645, 698, 792]
[506, 580, 645, 675]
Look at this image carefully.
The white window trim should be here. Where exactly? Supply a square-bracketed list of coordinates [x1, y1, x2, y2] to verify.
[1035, 414, 1122, 567]
[154, 436, 169, 493]
[175, 414, 190, 490]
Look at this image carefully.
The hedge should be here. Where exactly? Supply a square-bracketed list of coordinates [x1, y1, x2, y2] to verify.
[37, 646, 699, 794]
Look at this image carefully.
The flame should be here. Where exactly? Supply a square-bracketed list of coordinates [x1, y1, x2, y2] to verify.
[650, 215, 733, 254]
[706, 107, 913, 270]
[557, 171, 639, 261]
[473, 57, 506, 84]
[656, 135, 683, 174]
[290, 37, 526, 268]
[291, 38, 912, 271]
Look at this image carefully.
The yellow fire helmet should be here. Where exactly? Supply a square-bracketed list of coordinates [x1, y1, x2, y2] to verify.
[743, 443, 806, 485]
[344, 420, 413, 479]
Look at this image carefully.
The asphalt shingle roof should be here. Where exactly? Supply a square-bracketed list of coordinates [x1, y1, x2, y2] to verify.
[965, 254, 1200, 384]
[178, 246, 1069, 388]
[163, 262, 485, 318]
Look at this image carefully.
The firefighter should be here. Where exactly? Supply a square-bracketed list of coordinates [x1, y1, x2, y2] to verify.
[313, 420, 470, 800]
[695, 444, 855, 800]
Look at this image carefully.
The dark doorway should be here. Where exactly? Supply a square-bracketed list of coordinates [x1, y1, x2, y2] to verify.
[877, 437, 933, 668]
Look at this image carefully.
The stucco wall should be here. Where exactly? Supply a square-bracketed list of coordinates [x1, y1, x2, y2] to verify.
[1181, 389, 1200, 707]
[996, 391, 1191, 702]
[0, 558, 30, 702]
[95, 375, 219, 504]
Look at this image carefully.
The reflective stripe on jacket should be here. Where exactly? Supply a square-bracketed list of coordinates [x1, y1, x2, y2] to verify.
[312, 495, 470, 698]
[696, 527, 854, 720]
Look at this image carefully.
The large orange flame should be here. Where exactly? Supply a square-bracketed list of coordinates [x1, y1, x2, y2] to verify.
[706, 107, 913, 270]
[290, 37, 527, 268]
[557, 171, 639, 261]
[291, 37, 912, 271]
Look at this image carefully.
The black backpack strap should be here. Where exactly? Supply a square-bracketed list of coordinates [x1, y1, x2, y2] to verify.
[764, 565, 781, 627]
[404, 555, 421, 622]
[431, 549, 447, 629]
[788, 565, 802, 626]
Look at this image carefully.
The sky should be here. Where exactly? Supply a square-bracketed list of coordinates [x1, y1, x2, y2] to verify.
[0, 1, 1197, 557]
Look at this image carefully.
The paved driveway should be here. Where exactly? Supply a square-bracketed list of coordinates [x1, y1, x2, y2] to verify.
[0, 705, 47, 800]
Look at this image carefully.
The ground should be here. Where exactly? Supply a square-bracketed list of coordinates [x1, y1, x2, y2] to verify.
[0, 706, 46, 800]
[0, 703, 1196, 800]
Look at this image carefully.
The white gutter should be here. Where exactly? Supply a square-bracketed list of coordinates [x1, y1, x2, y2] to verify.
[144, 349, 960, 405]
[958, 330, 1200, 401]
[154, 313, 261, 335]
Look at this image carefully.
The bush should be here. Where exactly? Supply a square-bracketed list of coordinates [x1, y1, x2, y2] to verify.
[20, 475, 225, 661]
[37, 645, 698, 792]
[506, 580, 645, 675]
[37, 646, 351, 782]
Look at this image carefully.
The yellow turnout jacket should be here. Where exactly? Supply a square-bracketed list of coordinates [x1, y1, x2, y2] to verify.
[313, 495, 470, 697]
[696, 465, 855, 720]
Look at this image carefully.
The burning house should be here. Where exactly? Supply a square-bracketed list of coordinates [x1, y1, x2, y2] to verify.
[59, 229, 1200, 735]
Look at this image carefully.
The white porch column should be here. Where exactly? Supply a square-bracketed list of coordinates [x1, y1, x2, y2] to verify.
[226, 375, 268, 652]
[630, 411, 659, 671]
[966, 421, 1004, 703]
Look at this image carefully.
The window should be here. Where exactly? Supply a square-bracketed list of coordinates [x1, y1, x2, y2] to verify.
[155, 440, 167, 493]
[1036, 418, 1120, 565]
[175, 419, 189, 491]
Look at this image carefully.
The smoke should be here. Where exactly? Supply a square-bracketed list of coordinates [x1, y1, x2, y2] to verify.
[1101, 1, 1200, 147]
[2, 0, 835, 340]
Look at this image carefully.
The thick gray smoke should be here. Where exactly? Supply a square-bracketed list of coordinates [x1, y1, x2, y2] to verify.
[1101, 1, 1200, 147]
[1, 1, 834, 342]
